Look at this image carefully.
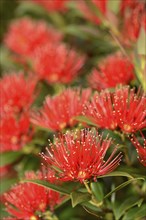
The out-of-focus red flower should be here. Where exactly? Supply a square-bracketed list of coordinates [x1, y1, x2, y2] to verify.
[0, 114, 32, 152]
[31, 88, 91, 131]
[41, 129, 122, 183]
[31, 0, 68, 12]
[84, 86, 146, 133]
[121, 1, 146, 45]
[4, 18, 62, 57]
[120, 0, 138, 15]
[4, 171, 61, 219]
[0, 72, 37, 115]
[33, 43, 85, 84]
[130, 132, 146, 166]
[0, 165, 11, 178]
[78, 0, 107, 24]
[88, 54, 134, 90]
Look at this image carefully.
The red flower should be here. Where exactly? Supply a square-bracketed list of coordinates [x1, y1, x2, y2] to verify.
[88, 54, 134, 90]
[114, 87, 146, 133]
[31, 88, 91, 131]
[33, 43, 85, 84]
[121, 1, 146, 45]
[4, 172, 61, 219]
[120, 0, 138, 15]
[31, 0, 68, 12]
[84, 86, 146, 133]
[130, 132, 146, 166]
[4, 18, 62, 57]
[0, 165, 11, 178]
[0, 72, 37, 115]
[84, 89, 118, 130]
[78, 0, 107, 24]
[41, 129, 122, 182]
[0, 114, 32, 152]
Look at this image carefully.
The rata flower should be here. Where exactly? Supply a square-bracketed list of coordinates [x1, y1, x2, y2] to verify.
[78, 0, 107, 25]
[121, 1, 146, 45]
[31, 88, 91, 131]
[4, 17, 62, 57]
[84, 89, 118, 130]
[0, 72, 37, 115]
[31, 0, 68, 12]
[84, 86, 146, 133]
[0, 165, 11, 178]
[88, 54, 134, 90]
[41, 129, 122, 183]
[114, 87, 146, 133]
[120, 0, 139, 15]
[4, 171, 61, 220]
[0, 114, 32, 152]
[130, 132, 146, 166]
[33, 43, 85, 84]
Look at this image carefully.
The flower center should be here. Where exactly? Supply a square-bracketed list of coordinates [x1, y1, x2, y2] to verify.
[123, 124, 132, 132]
[110, 122, 117, 130]
[39, 202, 46, 211]
[59, 122, 66, 130]
[78, 171, 87, 180]
[49, 74, 58, 82]
[30, 215, 38, 220]
[11, 136, 18, 144]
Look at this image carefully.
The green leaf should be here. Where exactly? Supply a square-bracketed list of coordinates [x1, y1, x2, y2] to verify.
[71, 191, 91, 207]
[24, 179, 70, 195]
[104, 178, 144, 200]
[137, 28, 146, 55]
[122, 204, 146, 220]
[113, 198, 143, 220]
[107, 0, 121, 14]
[74, 115, 98, 127]
[0, 178, 18, 194]
[91, 182, 104, 202]
[0, 151, 23, 166]
[97, 171, 134, 179]
[15, 2, 45, 16]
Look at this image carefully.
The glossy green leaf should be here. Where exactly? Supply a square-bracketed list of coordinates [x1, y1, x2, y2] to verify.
[0, 151, 23, 166]
[16, 2, 45, 16]
[24, 179, 70, 195]
[0, 178, 18, 194]
[71, 191, 91, 207]
[137, 28, 146, 55]
[91, 182, 104, 202]
[122, 204, 146, 220]
[97, 171, 134, 179]
[104, 178, 144, 199]
[113, 198, 143, 220]
[74, 115, 97, 127]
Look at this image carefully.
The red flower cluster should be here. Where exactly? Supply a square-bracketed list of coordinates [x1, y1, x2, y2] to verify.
[33, 43, 85, 84]
[4, 18, 62, 57]
[0, 114, 32, 152]
[31, 0, 68, 12]
[84, 86, 146, 133]
[0, 72, 37, 115]
[78, 0, 107, 24]
[121, 0, 146, 45]
[31, 88, 91, 131]
[4, 171, 61, 219]
[131, 132, 146, 166]
[89, 54, 134, 90]
[0, 72, 37, 152]
[41, 129, 122, 183]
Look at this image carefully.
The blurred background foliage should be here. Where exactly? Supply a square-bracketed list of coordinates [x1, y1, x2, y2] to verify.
[0, 1, 146, 220]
